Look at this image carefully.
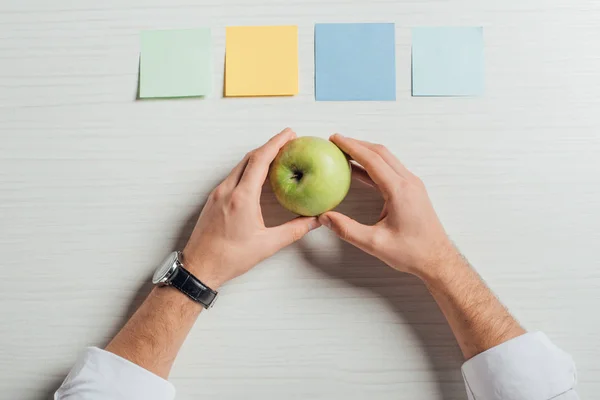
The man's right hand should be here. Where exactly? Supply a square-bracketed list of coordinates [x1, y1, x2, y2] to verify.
[319, 134, 459, 281]
[321, 134, 529, 363]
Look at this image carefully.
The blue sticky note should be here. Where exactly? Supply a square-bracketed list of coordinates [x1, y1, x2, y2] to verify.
[315, 23, 396, 101]
[412, 27, 484, 96]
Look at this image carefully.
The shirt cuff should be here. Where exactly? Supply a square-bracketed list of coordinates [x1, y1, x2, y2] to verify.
[461, 332, 577, 400]
[55, 347, 175, 400]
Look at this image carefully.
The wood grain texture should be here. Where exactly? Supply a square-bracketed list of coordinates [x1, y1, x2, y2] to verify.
[1, 0, 599, 399]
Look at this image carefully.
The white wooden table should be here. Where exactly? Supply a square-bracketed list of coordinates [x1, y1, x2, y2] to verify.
[1, 1, 599, 399]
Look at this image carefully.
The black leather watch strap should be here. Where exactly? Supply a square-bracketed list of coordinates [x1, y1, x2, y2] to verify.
[169, 266, 218, 309]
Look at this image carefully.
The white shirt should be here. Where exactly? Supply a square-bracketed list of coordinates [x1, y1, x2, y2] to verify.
[55, 332, 578, 400]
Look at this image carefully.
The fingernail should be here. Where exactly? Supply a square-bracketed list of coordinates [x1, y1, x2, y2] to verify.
[318, 215, 332, 229]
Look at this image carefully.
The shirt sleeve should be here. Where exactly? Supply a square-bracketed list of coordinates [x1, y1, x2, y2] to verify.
[461, 332, 578, 400]
[54, 347, 176, 400]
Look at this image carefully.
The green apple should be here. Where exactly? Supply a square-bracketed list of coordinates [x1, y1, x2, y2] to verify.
[269, 136, 351, 216]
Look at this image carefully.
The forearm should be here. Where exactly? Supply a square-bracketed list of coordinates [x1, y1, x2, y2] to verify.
[105, 287, 202, 379]
[420, 250, 525, 360]
[317, 136, 578, 399]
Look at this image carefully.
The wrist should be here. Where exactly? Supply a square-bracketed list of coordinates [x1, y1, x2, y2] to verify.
[415, 243, 470, 286]
[181, 249, 225, 290]
[150, 285, 203, 314]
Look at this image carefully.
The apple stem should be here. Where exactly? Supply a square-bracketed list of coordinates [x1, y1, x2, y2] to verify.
[291, 170, 304, 181]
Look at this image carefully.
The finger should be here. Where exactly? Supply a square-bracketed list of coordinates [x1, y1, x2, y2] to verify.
[355, 140, 412, 178]
[330, 134, 397, 195]
[319, 211, 377, 253]
[221, 153, 250, 190]
[239, 128, 296, 192]
[268, 217, 321, 250]
[351, 162, 377, 188]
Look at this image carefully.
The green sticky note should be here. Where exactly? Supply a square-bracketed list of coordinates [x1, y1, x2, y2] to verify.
[139, 29, 212, 98]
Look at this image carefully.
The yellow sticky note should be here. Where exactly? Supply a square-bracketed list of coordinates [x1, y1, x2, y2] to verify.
[225, 26, 299, 97]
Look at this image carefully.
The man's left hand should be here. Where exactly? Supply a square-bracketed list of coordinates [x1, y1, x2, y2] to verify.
[182, 128, 320, 289]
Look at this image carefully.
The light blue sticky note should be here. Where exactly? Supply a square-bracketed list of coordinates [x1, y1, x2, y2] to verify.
[140, 29, 212, 98]
[412, 27, 484, 97]
[315, 23, 396, 101]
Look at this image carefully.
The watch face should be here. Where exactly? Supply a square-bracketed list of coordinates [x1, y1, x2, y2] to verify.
[153, 252, 178, 284]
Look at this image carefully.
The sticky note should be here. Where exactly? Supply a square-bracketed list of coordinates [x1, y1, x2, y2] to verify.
[412, 27, 484, 96]
[315, 23, 396, 101]
[225, 26, 298, 97]
[139, 29, 212, 98]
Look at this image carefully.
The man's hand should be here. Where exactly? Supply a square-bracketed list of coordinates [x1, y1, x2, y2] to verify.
[105, 128, 319, 378]
[183, 128, 320, 289]
[319, 134, 525, 359]
[318, 134, 454, 281]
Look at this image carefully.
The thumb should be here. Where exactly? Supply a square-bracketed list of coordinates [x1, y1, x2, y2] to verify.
[269, 216, 321, 250]
[319, 211, 374, 249]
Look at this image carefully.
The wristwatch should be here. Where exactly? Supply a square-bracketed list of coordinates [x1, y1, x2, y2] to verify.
[152, 251, 219, 309]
